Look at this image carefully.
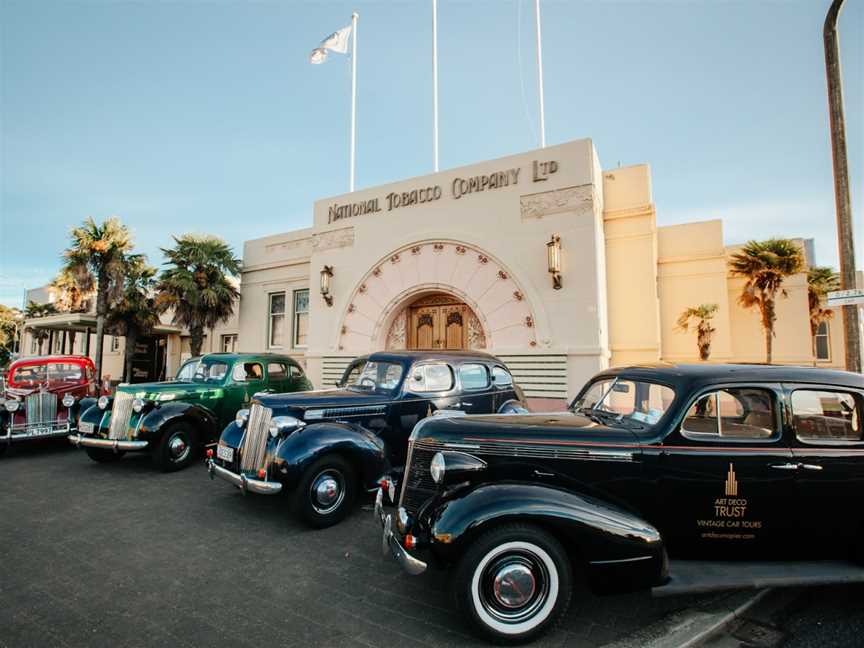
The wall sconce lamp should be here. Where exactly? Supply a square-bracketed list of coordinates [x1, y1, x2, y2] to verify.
[320, 265, 334, 306]
[546, 234, 562, 290]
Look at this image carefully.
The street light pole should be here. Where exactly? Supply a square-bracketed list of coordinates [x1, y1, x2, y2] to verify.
[824, 0, 861, 373]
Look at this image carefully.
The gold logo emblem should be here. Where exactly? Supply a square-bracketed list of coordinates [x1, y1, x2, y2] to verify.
[724, 463, 738, 497]
[426, 403, 433, 418]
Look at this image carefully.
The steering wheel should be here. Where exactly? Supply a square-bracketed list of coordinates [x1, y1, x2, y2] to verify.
[359, 377, 376, 389]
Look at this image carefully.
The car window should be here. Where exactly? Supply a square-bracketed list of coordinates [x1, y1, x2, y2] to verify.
[268, 362, 287, 379]
[288, 364, 303, 378]
[232, 362, 264, 382]
[791, 390, 861, 442]
[406, 363, 454, 393]
[47, 363, 83, 383]
[349, 361, 403, 392]
[573, 378, 675, 427]
[682, 388, 777, 440]
[341, 360, 366, 386]
[192, 360, 229, 383]
[460, 364, 489, 390]
[176, 360, 199, 382]
[492, 366, 513, 386]
[10, 364, 47, 387]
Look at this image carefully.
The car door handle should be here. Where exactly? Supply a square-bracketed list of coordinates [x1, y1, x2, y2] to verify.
[800, 464, 823, 471]
[769, 463, 800, 471]
[461, 402, 472, 407]
[534, 470, 554, 477]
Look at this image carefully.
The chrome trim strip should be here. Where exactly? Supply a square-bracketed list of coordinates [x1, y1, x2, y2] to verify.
[589, 555, 654, 565]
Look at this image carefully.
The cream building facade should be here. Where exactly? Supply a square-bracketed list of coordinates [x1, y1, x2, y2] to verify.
[238, 138, 856, 402]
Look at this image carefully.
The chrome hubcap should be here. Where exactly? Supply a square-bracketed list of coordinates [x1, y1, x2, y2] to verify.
[168, 433, 190, 462]
[480, 551, 550, 624]
[310, 469, 344, 514]
[493, 564, 536, 609]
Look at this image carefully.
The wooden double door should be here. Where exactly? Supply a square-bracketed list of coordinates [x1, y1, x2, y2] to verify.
[408, 296, 470, 350]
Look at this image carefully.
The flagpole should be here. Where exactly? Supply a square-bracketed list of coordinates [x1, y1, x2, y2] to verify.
[350, 11, 358, 192]
[534, 0, 546, 148]
[432, 0, 439, 172]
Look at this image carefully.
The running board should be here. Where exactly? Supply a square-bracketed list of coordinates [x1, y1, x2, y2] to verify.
[653, 560, 864, 597]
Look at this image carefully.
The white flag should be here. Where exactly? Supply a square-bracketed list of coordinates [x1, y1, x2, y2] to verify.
[309, 24, 352, 64]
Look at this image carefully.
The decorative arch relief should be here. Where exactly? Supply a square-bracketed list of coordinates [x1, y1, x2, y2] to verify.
[337, 241, 538, 353]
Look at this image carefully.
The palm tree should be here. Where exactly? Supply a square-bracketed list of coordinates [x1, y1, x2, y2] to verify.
[24, 301, 59, 355]
[676, 304, 719, 361]
[61, 217, 134, 380]
[107, 256, 161, 383]
[728, 238, 805, 364]
[807, 266, 840, 363]
[156, 235, 240, 357]
[0, 305, 23, 366]
[50, 268, 94, 353]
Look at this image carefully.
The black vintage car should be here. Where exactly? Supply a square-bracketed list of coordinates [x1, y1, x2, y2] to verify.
[377, 363, 864, 644]
[207, 350, 526, 528]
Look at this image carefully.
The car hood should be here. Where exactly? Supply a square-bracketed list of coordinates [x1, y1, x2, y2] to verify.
[255, 388, 392, 413]
[413, 411, 642, 446]
[117, 381, 221, 402]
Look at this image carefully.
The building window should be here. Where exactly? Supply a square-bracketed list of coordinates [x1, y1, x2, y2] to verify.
[221, 334, 237, 353]
[268, 292, 286, 348]
[815, 322, 830, 362]
[293, 289, 309, 348]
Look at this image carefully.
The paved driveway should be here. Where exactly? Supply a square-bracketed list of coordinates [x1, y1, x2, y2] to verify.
[2, 441, 714, 648]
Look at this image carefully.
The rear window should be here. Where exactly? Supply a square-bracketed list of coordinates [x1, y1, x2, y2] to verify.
[682, 388, 778, 440]
[459, 364, 490, 390]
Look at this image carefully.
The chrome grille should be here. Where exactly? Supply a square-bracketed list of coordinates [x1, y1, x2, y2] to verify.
[108, 392, 134, 440]
[399, 440, 441, 516]
[240, 403, 273, 472]
[26, 393, 57, 425]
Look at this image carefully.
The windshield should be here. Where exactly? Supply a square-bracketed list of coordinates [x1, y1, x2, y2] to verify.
[175, 360, 199, 382]
[10, 363, 85, 388]
[572, 377, 675, 428]
[348, 361, 403, 393]
[190, 359, 230, 383]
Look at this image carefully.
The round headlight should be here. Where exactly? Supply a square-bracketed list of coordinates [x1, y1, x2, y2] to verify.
[97, 396, 110, 410]
[132, 398, 145, 413]
[5, 400, 20, 413]
[235, 408, 250, 428]
[62, 394, 76, 408]
[430, 452, 446, 484]
[268, 415, 303, 438]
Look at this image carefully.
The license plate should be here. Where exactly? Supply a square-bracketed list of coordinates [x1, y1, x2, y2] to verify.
[79, 421, 94, 434]
[216, 445, 234, 462]
[29, 426, 53, 437]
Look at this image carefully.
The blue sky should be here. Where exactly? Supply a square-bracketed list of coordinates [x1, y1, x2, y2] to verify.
[1, 0, 862, 307]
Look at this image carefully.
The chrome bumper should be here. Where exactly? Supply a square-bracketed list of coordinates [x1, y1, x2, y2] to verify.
[375, 488, 427, 576]
[4, 423, 70, 441]
[68, 434, 149, 452]
[206, 458, 283, 495]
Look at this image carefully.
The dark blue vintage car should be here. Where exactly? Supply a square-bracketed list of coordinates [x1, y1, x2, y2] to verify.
[377, 363, 864, 644]
[207, 350, 526, 528]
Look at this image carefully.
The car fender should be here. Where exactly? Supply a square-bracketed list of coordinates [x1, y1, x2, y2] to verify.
[427, 482, 664, 575]
[78, 402, 108, 432]
[137, 402, 218, 443]
[497, 399, 528, 414]
[272, 422, 387, 491]
[69, 397, 98, 429]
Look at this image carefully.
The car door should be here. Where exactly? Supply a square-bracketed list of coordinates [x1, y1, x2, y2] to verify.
[491, 365, 518, 410]
[456, 362, 496, 414]
[652, 383, 796, 558]
[786, 383, 864, 558]
[266, 361, 290, 393]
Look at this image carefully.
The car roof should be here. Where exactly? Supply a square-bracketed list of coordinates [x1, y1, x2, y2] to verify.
[596, 363, 864, 391]
[199, 352, 302, 365]
[366, 350, 505, 365]
[10, 355, 94, 367]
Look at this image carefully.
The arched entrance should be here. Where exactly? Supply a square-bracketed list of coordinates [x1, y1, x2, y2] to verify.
[386, 293, 486, 351]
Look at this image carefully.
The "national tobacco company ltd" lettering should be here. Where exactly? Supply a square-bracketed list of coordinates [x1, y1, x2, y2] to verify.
[327, 160, 556, 223]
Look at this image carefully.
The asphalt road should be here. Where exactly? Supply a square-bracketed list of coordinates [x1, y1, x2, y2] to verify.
[3, 439, 721, 648]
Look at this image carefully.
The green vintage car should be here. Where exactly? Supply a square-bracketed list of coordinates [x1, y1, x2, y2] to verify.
[69, 353, 312, 471]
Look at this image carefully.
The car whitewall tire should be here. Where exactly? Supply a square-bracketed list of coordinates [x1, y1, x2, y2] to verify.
[455, 524, 572, 644]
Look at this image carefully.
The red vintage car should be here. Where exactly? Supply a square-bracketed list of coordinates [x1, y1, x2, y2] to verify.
[0, 355, 99, 456]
